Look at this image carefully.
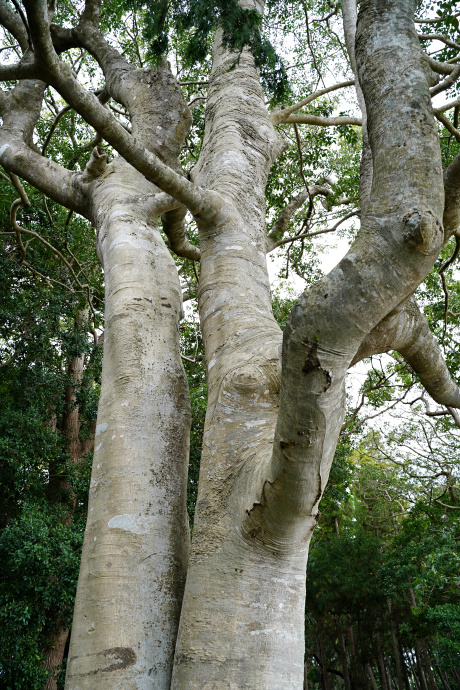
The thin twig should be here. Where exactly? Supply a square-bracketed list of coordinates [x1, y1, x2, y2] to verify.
[271, 210, 358, 250]
[10, 200, 99, 320]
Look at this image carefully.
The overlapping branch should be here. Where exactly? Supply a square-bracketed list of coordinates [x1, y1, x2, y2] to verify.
[15, 0, 216, 221]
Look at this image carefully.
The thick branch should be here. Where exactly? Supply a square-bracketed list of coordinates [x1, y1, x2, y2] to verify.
[0, 135, 88, 215]
[249, 0, 445, 548]
[443, 151, 460, 241]
[434, 95, 460, 114]
[351, 299, 460, 408]
[431, 64, 460, 96]
[81, 145, 107, 183]
[0, 0, 29, 51]
[161, 205, 200, 261]
[17, 3, 216, 219]
[342, 0, 373, 212]
[426, 56, 457, 74]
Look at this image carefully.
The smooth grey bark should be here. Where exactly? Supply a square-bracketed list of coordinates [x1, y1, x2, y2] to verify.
[63, 61, 194, 689]
[64, 160, 191, 690]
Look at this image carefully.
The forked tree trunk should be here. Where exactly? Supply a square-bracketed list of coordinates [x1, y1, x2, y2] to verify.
[173, 0, 445, 686]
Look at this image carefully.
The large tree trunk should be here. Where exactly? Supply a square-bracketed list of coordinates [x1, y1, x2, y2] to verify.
[65, 161, 191, 689]
[173, 0, 444, 686]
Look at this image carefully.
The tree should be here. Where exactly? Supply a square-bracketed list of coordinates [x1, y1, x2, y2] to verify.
[0, 0, 459, 687]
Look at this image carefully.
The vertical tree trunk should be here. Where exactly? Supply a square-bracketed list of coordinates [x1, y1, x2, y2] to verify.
[377, 632, 390, 690]
[338, 618, 352, 690]
[434, 662, 452, 690]
[45, 316, 89, 689]
[318, 633, 331, 690]
[388, 601, 405, 690]
[406, 648, 422, 690]
[65, 162, 191, 689]
[44, 628, 70, 690]
[421, 640, 438, 690]
[367, 664, 379, 690]
[400, 644, 412, 690]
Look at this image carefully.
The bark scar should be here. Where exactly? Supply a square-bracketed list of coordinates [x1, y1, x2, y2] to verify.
[302, 341, 332, 393]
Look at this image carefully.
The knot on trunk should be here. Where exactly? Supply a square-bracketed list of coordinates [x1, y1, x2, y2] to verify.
[221, 358, 281, 398]
[402, 209, 442, 255]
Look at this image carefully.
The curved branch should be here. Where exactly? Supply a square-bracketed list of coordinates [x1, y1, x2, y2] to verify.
[161, 205, 200, 261]
[430, 64, 460, 96]
[41, 104, 72, 155]
[0, 0, 29, 51]
[426, 55, 458, 74]
[269, 211, 358, 252]
[435, 111, 460, 143]
[266, 182, 354, 252]
[351, 299, 460, 409]
[20, 2, 215, 219]
[418, 33, 460, 52]
[434, 95, 460, 114]
[0, 136, 88, 216]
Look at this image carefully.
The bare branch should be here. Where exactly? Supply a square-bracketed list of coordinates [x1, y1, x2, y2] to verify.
[446, 406, 460, 429]
[431, 64, 460, 96]
[80, 0, 101, 26]
[0, 0, 29, 51]
[418, 33, 460, 52]
[415, 12, 460, 24]
[426, 55, 458, 75]
[10, 0, 32, 50]
[271, 80, 355, 125]
[0, 136, 89, 216]
[19, 3, 215, 219]
[434, 95, 460, 114]
[282, 114, 362, 127]
[269, 210, 358, 252]
[434, 111, 460, 143]
[434, 498, 460, 509]
[42, 104, 72, 155]
[81, 146, 107, 183]
[8, 172, 30, 206]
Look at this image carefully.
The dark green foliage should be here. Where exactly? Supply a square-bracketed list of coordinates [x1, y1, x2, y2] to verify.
[125, 0, 289, 100]
[0, 175, 101, 686]
[304, 441, 460, 689]
[0, 502, 85, 689]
